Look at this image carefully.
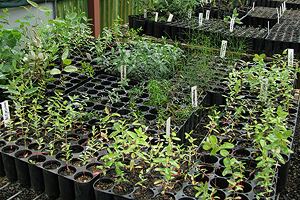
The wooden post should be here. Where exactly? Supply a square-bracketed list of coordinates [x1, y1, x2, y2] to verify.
[87, 0, 101, 38]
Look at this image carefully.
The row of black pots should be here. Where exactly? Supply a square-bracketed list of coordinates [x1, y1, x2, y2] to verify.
[265, 19, 300, 57]
[129, 15, 268, 55]
[0, 141, 101, 200]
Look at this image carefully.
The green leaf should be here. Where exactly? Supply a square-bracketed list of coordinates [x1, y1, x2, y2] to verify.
[38, 6, 53, 12]
[63, 58, 72, 66]
[27, 0, 38, 7]
[209, 135, 218, 144]
[220, 150, 229, 157]
[24, 87, 38, 95]
[50, 68, 61, 75]
[68, 13, 77, 20]
[6, 89, 20, 95]
[64, 65, 77, 73]
[221, 142, 234, 149]
[61, 50, 69, 60]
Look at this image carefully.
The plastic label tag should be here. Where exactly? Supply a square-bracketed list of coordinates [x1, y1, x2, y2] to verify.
[166, 117, 171, 136]
[284, 1, 287, 12]
[199, 13, 203, 26]
[230, 17, 235, 32]
[1, 101, 10, 127]
[206, 10, 210, 20]
[191, 86, 197, 107]
[120, 65, 126, 82]
[144, 9, 147, 18]
[86, 53, 92, 61]
[260, 78, 268, 102]
[253, 2, 255, 10]
[167, 14, 173, 22]
[188, 9, 192, 19]
[279, 7, 282, 17]
[155, 12, 158, 22]
[220, 40, 227, 58]
[267, 21, 270, 35]
[276, 8, 280, 23]
[288, 49, 294, 67]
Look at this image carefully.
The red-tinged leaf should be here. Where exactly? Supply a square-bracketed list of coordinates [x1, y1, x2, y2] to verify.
[92, 172, 100, 175]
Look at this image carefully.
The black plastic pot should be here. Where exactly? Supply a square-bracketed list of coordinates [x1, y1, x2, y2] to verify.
[42, 160, 61, 199]
[1, 145, 19, 182]
[153, 21, 165, 38]
[14, 150, 32, 187]
[74, 171, 97, 200]
[58, 165, 76, 200]
[145, 19, 154, 36]
[93, 178, 115, 200]
[28, 154, 46, 191]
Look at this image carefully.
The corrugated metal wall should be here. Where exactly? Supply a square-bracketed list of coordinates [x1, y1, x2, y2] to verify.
[57, 0, 139, 36]
[56, 0, 88, 19]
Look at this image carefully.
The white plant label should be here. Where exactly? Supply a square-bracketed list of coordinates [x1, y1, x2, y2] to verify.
[199, 13, 203, 26]
[120, 65, 126, 82]
[144, 9, 147, 18]
[276, 8, 280, 23]
[155, 12, 158, 22]
[191, 86, 197, 107]
[167, 14, 173, 22]
[86, 53, 92, 61]
[267, 21, 270, 35]
[166, 117, 171, 136]
[288, 49, 294, 67]
[279, 7, 282, 17]
[206, 10, 210, 20]
[1, 101, 10, 127]
[188, 9, 192, 19]
[284, 1, 287, 12]
[253, 2, 255, 10]
[230, 17, 235, 32]
[220, 40, 227, 58]
[260, 78, 269, 102]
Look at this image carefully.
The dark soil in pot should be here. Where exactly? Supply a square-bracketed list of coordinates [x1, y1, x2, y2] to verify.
[133, 187, 154, 200]
[153, 193, 175, 200]
[75, 173, 92, 182]
[94, 178, 114, 190]
[59, 166, 76, 176]
[113, 181, 134, 195]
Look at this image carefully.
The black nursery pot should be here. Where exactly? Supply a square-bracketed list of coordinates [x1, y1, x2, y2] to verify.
[74, 171, 97, 200]
[153, 21, 165, 38]
[14, 150, 32, 187]
[93, 178, 115, 200]
[28, 154, 46, 192]
[1, 145, 19, 182]
[58, 165, 77, 200]
[0, 140, 7, 177]
[133, 17, 146, 35]
[42, 160, 61, 199]
[128, 15, 137, 29]
[145, 19, 154, 36]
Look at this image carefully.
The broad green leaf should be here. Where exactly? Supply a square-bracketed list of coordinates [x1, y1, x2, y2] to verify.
[38, 6, 53, 12]
[209, 135, 218, 144]
[282, 129, 292, 138]
[221, 142, 234, 149]
[61, 50, 69, 60]
[202, 143, 211, 150]
[27, 0, 38, 7]
[105, 107, 109, 115]
[24, 87, 38, 95]
[62, 58, 72, 65]
[220, 149, 229, 157]
[50, 68, 61, 75]
[64, 65, 77, 73]
[68, 13, 77, 20]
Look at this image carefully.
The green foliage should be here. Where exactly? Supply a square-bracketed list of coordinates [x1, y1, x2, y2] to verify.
[104, 38, 183, 80]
